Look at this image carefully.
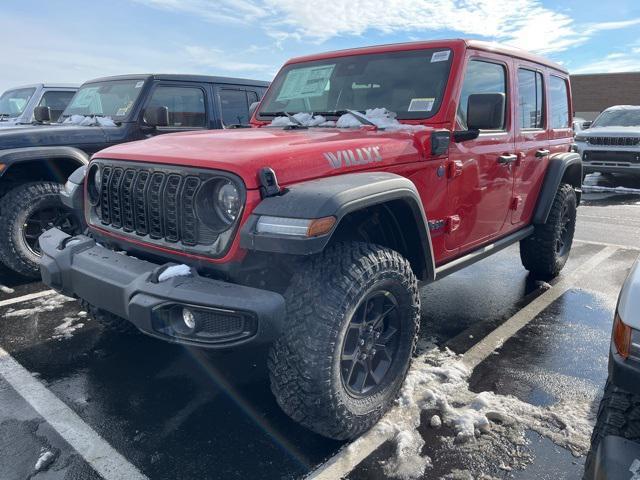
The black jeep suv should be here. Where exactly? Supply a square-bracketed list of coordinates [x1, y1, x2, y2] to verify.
[0, 73, 268, 277]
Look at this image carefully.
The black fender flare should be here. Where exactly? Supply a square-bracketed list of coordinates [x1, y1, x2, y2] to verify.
[532, 152, 582, 224]
[0, 146, 89, 178]
[240, 172, 435, 281]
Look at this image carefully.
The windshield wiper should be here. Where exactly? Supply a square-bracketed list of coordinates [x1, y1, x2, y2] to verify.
[227, 124, 251, 128]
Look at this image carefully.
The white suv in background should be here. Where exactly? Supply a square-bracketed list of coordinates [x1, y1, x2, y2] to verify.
[0, 83, 78, 127]
[574, 105, 640, 179]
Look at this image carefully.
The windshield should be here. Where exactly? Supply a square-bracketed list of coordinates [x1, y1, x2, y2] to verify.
[61, 79, 145, 120]
[0, 87, 36, 118]
[592, 108, 640, 128]
[258, 48, 453, 121]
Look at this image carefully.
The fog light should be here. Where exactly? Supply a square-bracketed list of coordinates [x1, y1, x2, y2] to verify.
[182, 308, 196, 330]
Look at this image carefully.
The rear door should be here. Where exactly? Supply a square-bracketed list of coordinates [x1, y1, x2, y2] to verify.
[511, 65, 550, 225]
[446, 53, 517, 253]
[216, 87, 260, 128]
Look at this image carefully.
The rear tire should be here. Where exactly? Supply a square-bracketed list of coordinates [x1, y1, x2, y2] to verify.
[583, 381, 640, 478]
[268, 242, 420, 440]
[0, 182, 81, 278]
[520, 183, 577, 279]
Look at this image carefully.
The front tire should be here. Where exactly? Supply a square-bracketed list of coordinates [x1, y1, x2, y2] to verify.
[520, 183, 577, 279]
[268, 242, 420, 440]
[584, 381, 640, 478]
[0, 182, 81, 278]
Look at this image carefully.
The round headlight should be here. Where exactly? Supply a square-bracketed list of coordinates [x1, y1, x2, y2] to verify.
[87, 164, 101, 206]
[216, 181, 240, 223]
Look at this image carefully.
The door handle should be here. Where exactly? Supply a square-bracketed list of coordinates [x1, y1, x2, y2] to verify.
[535, 149, 551, 158]
[498, 154, 518, 165]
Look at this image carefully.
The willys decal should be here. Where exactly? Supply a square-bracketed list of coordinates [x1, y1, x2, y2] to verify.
[324, 146, 382, 169]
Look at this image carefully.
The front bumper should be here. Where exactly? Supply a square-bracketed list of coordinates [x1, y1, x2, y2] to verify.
[586, 435, 640, 480]
[609, 341, 640, 397]
[39, 228, 286, 349]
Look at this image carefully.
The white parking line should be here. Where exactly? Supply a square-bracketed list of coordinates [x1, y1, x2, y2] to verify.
[308, 245, 618, 480]
[574, 238, 640, 251]
[0, 347, 148, 480]
[0, 289, 57, 308]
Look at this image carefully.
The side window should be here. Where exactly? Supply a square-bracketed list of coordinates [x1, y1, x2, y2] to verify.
[39, 91, 76, 121]
[220, 89, 250, 126]
[457, 60, 507, 130]
[247, 91, 259, 105]
[549, 76, 570, 129]
[517, 69, 544, 129]
[146, 86, 206, 128]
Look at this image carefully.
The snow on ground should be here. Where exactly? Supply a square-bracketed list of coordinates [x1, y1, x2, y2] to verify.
[370, 342, 596, 479]
[4, 294, 75, 318]
[63, 115, 116, 127]
[0, 284, 14, 294]
[52, 315, 85, 340]
[158, 264, 191, 282]
[582, 185, 640, 195]
[34, 449, 56, 472]
[269, 108, 426, 131]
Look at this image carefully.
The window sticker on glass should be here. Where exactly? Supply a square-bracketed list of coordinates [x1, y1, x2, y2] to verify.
[431, 51, 450, 63]
[135, 81, 144, 88]
[70, 87, 99, 108]
[276, 64, 335, 101]
[408, 98, 435, 112]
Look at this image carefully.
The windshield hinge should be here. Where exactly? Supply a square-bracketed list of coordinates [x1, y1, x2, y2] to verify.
[259, 167, 282, 198]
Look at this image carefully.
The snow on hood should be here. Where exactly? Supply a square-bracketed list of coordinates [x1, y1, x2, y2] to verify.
[268, 108, 426, 132]
[363, 341, 596, 479]
[63, 115, 116, 127]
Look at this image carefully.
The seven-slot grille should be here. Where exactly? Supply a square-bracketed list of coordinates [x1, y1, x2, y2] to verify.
[586, 136, 640, 146]
[96, 164, 203, 246]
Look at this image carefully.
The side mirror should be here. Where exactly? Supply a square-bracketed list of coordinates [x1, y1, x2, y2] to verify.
[144, 106, 169, 127]
[33, 106, 51, 123]
[582, 121, 592, 129]
[467, 93, 505, 131]
[248, 101, 260, 119]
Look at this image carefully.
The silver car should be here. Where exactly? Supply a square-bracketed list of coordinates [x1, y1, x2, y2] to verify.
[574, 105, 640, 178]
[0, 83, 78, 127]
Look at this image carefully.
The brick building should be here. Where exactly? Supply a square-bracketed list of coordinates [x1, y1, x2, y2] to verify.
[570, 72, 640, 120]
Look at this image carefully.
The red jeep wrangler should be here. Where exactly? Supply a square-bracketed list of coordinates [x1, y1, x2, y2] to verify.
[40, 39, 581, 440]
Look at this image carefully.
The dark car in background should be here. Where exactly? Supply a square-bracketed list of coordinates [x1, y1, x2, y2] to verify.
[0, 73, 269, 278]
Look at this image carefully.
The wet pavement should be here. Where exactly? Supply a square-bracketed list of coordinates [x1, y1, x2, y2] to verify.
[1, 172, 640, 480]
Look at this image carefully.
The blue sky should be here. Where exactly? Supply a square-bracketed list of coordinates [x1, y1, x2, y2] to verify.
[1, 0, 640, 92]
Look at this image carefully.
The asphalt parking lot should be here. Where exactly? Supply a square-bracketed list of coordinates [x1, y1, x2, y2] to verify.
[1, 173, 639, 480]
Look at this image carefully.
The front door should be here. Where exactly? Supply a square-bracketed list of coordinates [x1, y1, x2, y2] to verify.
[445, 55, 516, 253]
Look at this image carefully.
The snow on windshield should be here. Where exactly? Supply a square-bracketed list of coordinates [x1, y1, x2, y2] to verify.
[268, 108, 426, 131]
[62, 115, 116, 127]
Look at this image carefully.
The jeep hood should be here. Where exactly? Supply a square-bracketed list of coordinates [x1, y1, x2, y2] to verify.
[96, 127, 433, 189]
[0, 124, 112, 150]
[582, 126, 640, 136]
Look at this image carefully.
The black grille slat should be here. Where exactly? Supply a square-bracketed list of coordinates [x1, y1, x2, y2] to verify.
[181, 177, 201, 246]
[163, 174, 182, 242]
[109, 168, 124, 228]
[99, 167, 113, 225]
[133, 171, 150, 235]
[147, 172, 166, 239]
[121, 170, 137, 232]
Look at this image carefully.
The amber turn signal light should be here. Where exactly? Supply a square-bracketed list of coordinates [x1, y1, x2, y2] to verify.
[307, 216, 337, 237]
[613, 312, 632, 359]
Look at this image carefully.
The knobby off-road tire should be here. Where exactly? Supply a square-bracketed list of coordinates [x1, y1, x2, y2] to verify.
[0, 181, 81, 278]
[520, 183, 577, 279]
[82, 301, 139, 335]
[268, 242, 420, 440]
[583, 381, 640, 478]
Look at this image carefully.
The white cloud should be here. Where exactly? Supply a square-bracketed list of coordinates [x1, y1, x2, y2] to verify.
[184, 45, 273, 72]
[571, 52, 640, 74]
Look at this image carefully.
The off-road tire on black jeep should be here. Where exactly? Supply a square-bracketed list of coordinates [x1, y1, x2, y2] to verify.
[583, 381, 640, 478]
[82, 301, 139, 335]
[268, 242, 420, 440]
[0, 181, 81, 278]
[520, 183, 577, 279]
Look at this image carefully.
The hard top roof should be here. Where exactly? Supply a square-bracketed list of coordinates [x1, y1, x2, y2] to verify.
[83, 74, 270, 87]
[285, 39, 568, 74]
[2, 83, 79, 91]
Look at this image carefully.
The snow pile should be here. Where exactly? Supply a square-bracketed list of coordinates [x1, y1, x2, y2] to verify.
[371, 343, 596, 479]
[0, 284, 14, 294]
[158, 264, 191, 282]
[4, 294, 74, 318]
[583, 184, 640, 195]
[34, 449, 56, 472]
[52, 316, 85, 340]
[268, 108, 426, 131]
[269, 112, 334, 128]
[63, 115, 117, 127]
